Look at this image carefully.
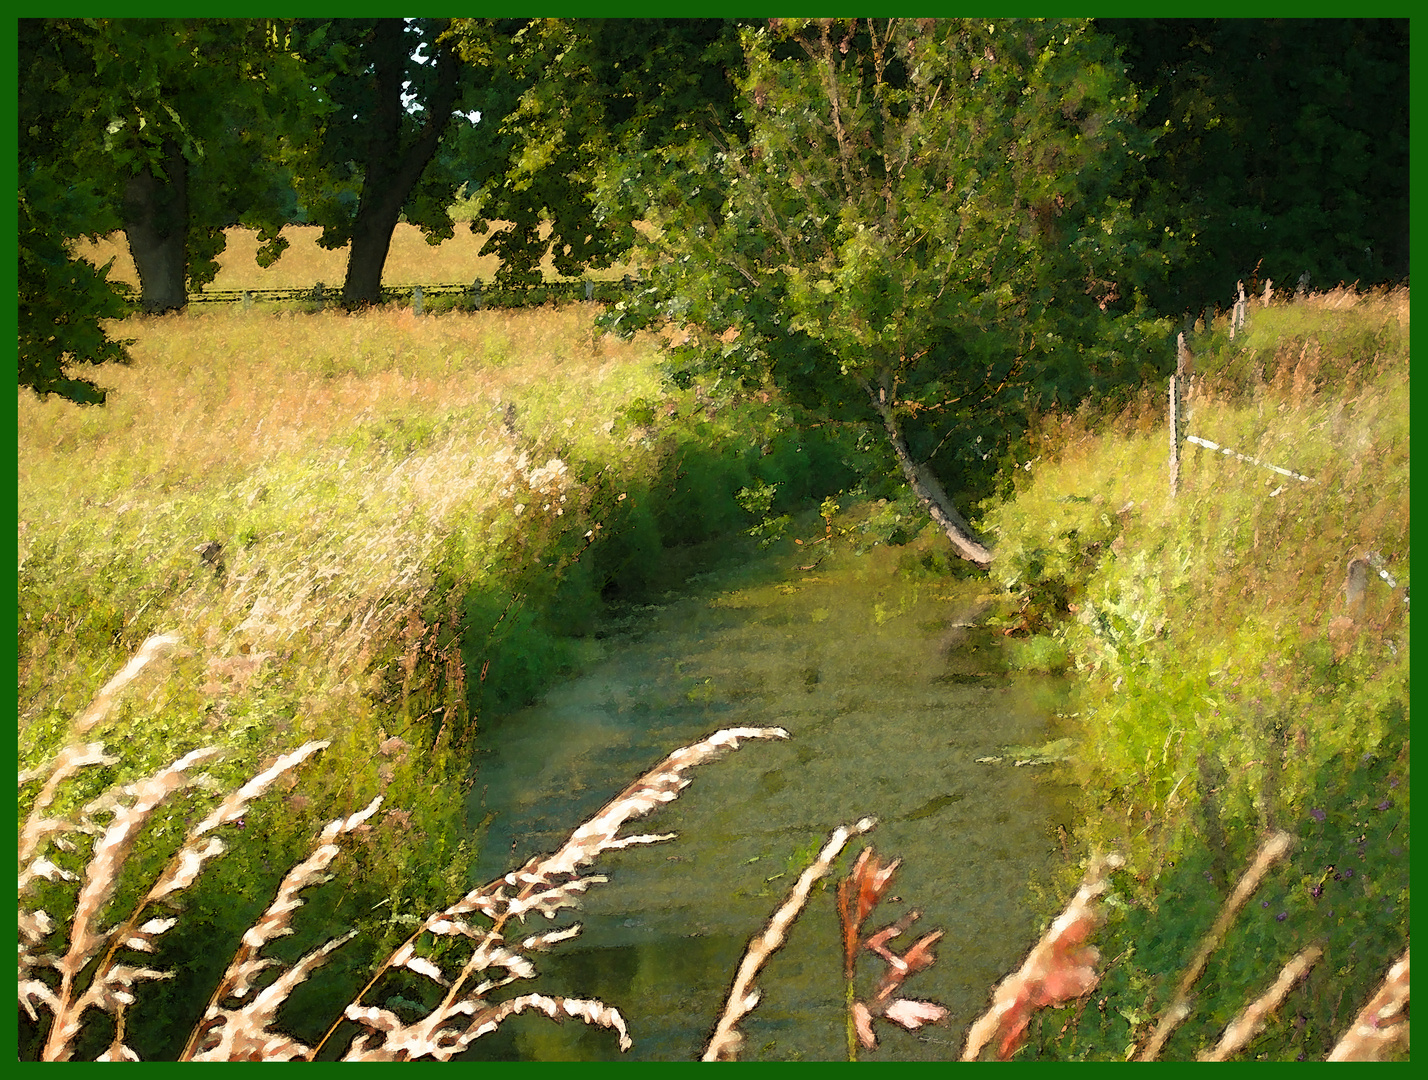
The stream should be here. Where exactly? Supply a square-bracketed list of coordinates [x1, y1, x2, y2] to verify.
[461, 536, 1075, 1061]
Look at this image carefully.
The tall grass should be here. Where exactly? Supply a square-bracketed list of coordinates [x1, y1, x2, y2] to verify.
[18, 258, 860, 1057]
[22, 640, 1404, 1060]
[19, 641, 786, 1059]
[19, 233, 1408, 1060]
[17, 297, 686, 1058]
[982, 287, 1409, 1060]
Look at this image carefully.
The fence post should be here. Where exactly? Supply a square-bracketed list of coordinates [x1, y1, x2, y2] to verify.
[471, 280, 483, 310]
[311, 282, 325, 310]
[1346, 557, 1370, 618]
[1169, 332, 1191, 497]
[1169, 374, 1181, 497]
[412, 285, 423, 317]
[1262, 279, 1273, 308]
[241, 290, 253, 312]
[1230, 280, 1246, 339]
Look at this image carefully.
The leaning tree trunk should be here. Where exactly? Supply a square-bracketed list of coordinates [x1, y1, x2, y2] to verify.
[341, 19, 462, 308]
[122, 137, 190, 314]
[865, 383, 994, 569]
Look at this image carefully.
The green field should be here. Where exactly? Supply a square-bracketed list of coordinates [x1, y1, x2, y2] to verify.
[19, 233, 1409, 1060]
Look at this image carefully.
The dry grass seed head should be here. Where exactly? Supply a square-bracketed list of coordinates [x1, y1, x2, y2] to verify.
[706, 817, 876, 1062]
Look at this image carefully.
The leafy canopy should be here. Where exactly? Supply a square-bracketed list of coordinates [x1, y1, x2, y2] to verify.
[18, 18, 323, 400]
[602, 19, 1173, 499]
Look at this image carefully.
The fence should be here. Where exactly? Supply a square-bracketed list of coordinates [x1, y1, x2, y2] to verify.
[1167, 287, 1407, 614]
[1167, 279, 1312, 498]
[114, 275, 642, 311]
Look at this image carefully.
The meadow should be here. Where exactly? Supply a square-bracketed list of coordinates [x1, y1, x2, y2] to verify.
[18, 226, 1409, 1060]
[70, 220, 642, 295]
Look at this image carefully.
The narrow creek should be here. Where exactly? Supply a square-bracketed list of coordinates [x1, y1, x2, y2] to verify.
[461, 535, 1076, 1061]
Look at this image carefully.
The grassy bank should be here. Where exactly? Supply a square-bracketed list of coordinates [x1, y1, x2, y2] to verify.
[18, 295, 857, 1058]
[20, 223, 1407, 1060]
[983, 286, 1409, 1060]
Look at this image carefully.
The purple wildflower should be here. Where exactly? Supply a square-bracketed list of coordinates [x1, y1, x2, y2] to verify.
[1310, 808, 1326, 822]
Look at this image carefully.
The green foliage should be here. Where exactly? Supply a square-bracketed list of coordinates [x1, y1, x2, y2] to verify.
[985, 491, 1127, 634]
[19, 16, 324, 381]
[1099, 19, 1409, 315]
[18, 177, 132, 404]
[599, 18, 1173, 563]
[736, 481, 791, 548]
[989, 292, 1409, 1060]
[447, 18, 747, 289]
[1004, 635, 1070, 675]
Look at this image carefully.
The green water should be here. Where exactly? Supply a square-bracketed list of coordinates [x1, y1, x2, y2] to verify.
[461, 538, 1075, 1061]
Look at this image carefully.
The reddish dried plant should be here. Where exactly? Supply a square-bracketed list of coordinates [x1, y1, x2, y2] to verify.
[960, 852, 1122, 1061]
[836, 847, 948, 1057]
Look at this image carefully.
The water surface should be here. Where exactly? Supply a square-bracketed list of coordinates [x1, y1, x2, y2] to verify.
[463, 539, 1073, 1061]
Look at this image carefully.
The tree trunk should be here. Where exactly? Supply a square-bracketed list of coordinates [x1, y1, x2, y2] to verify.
[122, 138, 189, 313]
[343, 196, 404, 307]
[341, 20, 462, 308]
[865, 383, 994, 569]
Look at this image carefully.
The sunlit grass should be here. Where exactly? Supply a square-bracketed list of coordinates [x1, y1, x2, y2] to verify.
[20, 232, 1409, 1060]
[985, 288, 1409, 1061]
[18, 299, 683, 997]
[71, 222, 643, 293]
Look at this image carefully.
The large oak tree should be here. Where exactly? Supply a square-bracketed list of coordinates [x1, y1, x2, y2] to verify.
[294, 18, 498, 308]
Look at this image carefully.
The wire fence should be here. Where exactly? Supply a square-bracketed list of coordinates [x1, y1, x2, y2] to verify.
[114, 275, 644, 311]
[1167, 289, 1407, 615]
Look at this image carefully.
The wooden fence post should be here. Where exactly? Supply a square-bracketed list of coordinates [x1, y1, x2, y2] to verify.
[412, 285, 424, 316]
[1169, 332, 1191, 497]
[1169, 374, 1181, 497]
[1346, 557, 1371, 619]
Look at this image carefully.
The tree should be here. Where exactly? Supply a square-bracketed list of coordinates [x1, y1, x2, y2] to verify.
[294, 18, 502, 308]
[1098, 18, 1410, 315]
[444, 18, 749, 289]
[19, 19, 323, 401]
[600, 19, 1170, 567]
[19, 21, 130, 404]
[18, 165, 132, 405]
[29, 21, 317, 314]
